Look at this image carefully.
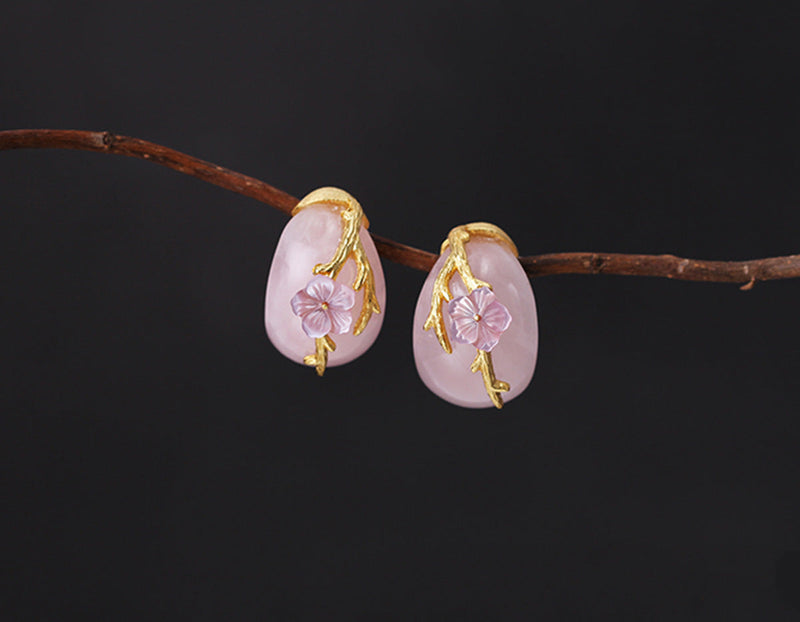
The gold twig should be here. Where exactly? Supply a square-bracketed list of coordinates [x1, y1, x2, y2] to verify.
[470, 350, 510, 409]
[293, 188, 382, 374]
[351, 242, 381, 335]
[423, 224, 511, 353]
[303, 335, 336, 376]
[295, 188, 381, 337]
[439, 222, 518, 256]
[311, 203, 363, 279]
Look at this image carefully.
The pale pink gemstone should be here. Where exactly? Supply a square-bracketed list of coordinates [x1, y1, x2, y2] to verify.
[265, 204, 386, 366]
[412, 239, 538, 408]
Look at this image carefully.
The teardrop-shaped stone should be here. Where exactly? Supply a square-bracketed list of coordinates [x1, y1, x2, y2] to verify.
[412, 238, 538, 408]
[265, 203, 386, 367]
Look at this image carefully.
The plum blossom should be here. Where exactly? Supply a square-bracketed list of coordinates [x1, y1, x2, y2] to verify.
[447, 287, 512, 352]
[291, 275, 355, 338]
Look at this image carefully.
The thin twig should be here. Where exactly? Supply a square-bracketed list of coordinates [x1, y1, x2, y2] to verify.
[2, 128, 799, 288]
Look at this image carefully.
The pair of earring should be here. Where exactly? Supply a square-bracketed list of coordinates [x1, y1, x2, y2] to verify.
[264, 188, 539, 409]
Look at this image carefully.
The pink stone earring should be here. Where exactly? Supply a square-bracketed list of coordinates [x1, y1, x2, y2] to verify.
[265, 188, 385, 375]
[412, 223, 538, 408]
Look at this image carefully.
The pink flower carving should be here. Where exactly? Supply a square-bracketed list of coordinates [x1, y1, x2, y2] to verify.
[291, 275, 355, 338]
[447, 287, 512, 352]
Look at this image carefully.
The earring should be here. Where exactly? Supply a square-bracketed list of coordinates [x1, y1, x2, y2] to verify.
[412, 223, 538, 408]
[265, 187, 385, 375]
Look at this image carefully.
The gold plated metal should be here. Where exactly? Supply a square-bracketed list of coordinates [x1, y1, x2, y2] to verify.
[304, 335, 336, 377]
[293, 187, 381, 376]
[438, 222, 518, 256]
[470, 350, 510, 409]
[423, 222, 517, 408]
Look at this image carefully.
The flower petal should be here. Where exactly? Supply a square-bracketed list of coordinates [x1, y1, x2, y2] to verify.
[304, 275, 336, 302]
[470, 287, 497, 315]
[447, 295, 477, 321]
[327, 280, 356, 311]
[449, 319, 472, 344]
[328, 308, 353, 335]
[301, 308, 332, 338]
[452, 314, 480, 345]
[481, 300, 512, 334]
[473, 322, 501, 352]
[290, 289, 321, 317]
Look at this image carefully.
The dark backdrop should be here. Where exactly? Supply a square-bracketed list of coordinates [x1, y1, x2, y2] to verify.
[2, 1, 800, 619]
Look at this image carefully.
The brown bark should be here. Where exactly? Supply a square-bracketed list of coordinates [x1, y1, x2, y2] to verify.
[3, 128, 798, 288]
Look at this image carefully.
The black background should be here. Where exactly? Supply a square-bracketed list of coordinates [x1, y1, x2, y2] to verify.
[2, 1, 800, 619]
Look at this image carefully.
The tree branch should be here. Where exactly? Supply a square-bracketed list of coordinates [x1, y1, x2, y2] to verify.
[2, 128, 798, 288]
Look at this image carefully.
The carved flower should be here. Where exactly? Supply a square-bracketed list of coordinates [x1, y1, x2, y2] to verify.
[447, 287, 512, 352]
[291, 275, 355, 338]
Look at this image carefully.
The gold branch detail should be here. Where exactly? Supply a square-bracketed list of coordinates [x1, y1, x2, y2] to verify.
[422, 227, 490, 353]
[303, 335, 336, 377]
[423, 223, 518, 408]
[293, 187, 381, 375]
[470, 349, 510, 409]
[348, 241, 381, 335]
[423, 223, 515, 353]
